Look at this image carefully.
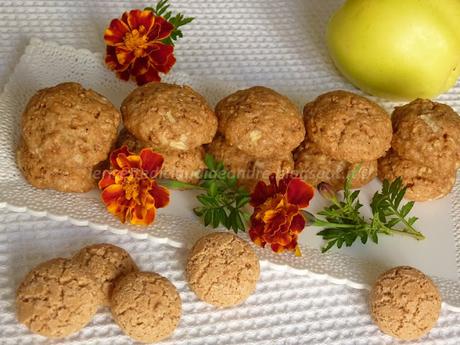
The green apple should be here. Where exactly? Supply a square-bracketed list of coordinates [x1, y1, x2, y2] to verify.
[327, 0, 460, 100]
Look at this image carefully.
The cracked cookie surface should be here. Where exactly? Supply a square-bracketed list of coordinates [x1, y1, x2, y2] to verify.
[72, 243, 138, 306]
[216, 86, 305, 159]
[369, 266, 441, 341]
[304, 90, 392, 163]
[16, 258, 99, 338]
[378, 150, 456, 201]
[110, 271, 181, 343]
[391, 99, 460, 171]
[294, 140, 377, 189]
[121, 83, 217, 151]
[186, 232, 260, 308]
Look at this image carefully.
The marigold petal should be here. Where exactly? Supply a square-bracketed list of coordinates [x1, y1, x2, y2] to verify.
[250, 181, 270, 207]
[270, 243, 285, 254]
[98, 171, 116, 189]
[286, 178, 314, 208]
[127, 9, 154, 32]
[147, 44, 175, 73]
[140, 149, 164, 177]
[290, 213, 306, 234]
[104, 18, 130, 45]
[110, 146, 131, 169]
[130, 203, 156, 226]
[115, 46, 136, 66]
[135, 65, 161, 85]
[116, 153, 141, 170]
[147, 16, 174, 41]
[101, 184, 125, 205]
[117, 68, 132, 81]
[131, 56, 150, 76]
[150, 183, 170, 209]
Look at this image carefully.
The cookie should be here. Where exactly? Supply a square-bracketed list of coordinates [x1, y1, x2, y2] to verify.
[207, 135, 294, 190]
[17, 142, 96, 193]
[72, 243, 138, 306]
[121, 83, 217, 151]
[110, 271, 181, 343]
[186, 232, 260, 307]
[304, 90, 392, 163]
[216, 86, 305, 159]
[378, 150, 456, 201]
[370, 266, 441, 340]
[294, 140, 377, 189]
[391, 99, 460, 171]
[20, 82, 120, 169]
[117, 128, 206, 184]
[16, 258, 99, 338]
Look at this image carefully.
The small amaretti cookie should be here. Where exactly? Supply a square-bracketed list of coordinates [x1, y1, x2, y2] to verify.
[117, 128, 206, 184]
[110, 271, 182, 343]
[391, 98, 460, 171]
[186, 232, 260, 308]
[121, 83, 217, 151]
[207, 135, 294, 190]
[378, 150, 456, 201]
[72, 243, 138, 306]
[370, 266, 441, 341]
[215, 86, 305, 159]
[294, 140, 377, 190]
[304, 90, 392, 163]
[16, 258, 99, 338]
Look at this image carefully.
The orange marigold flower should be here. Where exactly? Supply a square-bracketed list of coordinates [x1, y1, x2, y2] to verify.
[249, 174, 314, 255]
[104, 9, 176, 85]
[98, 146, 170, 226]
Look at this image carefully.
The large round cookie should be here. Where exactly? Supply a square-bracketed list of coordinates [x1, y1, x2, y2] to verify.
[17, 142, 96, 193]
[207, 135, 294, 190]
[378, 150, 456, 201]
[216, 86, 305, 159]
[391, 99, 460, 171]
[304, 90, 392, 163]
[121, 83, 217, 151]
[72, 243, 138, 306]
[16, 258, 99, 338]
[186, 232, 260, 307]
[20, 82, 120, 168]
[294, 141, 377, 190]
[110, 271, 181, 343]
[370, 266, 441, 340]
[117, 128, 206, 184]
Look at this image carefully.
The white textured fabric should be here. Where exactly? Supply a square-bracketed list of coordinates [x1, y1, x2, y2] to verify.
[0, 1, 460, 344]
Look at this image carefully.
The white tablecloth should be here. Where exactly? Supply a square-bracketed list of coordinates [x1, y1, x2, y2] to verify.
[1, 1, 460, 344]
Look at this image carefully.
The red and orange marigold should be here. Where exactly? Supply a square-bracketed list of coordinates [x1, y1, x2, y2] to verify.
[99, 146, 170, 225]
[249, 174, 314, 255]
[104, 9, 176, 85]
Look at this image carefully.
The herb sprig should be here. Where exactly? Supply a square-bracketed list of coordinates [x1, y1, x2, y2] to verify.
[311, 168, 425, 253]
[146, 0, 194, 45]
[162, 154, 250, 232]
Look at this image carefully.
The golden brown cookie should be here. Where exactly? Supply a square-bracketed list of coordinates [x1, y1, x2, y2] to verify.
[16, 258, 99, 338]
[391, 99, 460, 171]
[378, 150, 456, 201]
[207, 135, 294, 190]
[186, 232, 260, 308]
[216, 86, 305, 159]
[370, 266, 441, 340]
[72, 243, 138, 306]
[294, 140, 377, 189]
[117, 128, 206, 184]
[304, 90, 392, 163]
[110, 271, 181, 343]
[16, 142, 96, 193]
[20, 82, 120, 168]
[121, 83, 217, 151]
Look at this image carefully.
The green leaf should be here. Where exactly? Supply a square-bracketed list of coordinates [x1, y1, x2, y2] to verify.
[321, 240, 337, 253]
[204, 153, 216, 170]
[203, 210, 212, 227]
[236, 195, 250, 208]
[400, 201, 414, 217]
